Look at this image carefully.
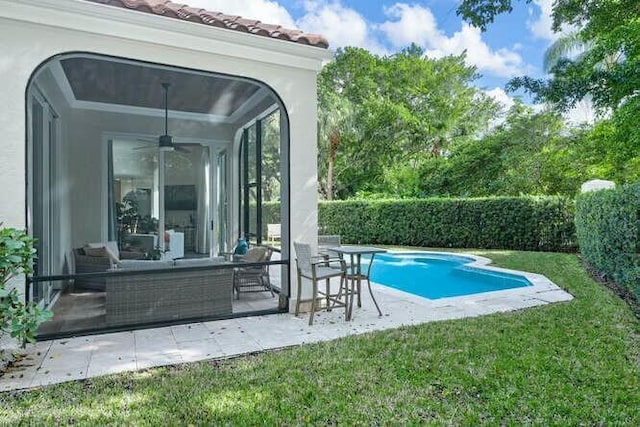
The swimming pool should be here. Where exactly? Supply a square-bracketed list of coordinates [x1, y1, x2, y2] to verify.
[366, 252, 532, 299]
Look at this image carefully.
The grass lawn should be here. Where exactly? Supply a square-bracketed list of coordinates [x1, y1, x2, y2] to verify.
[1, 250, 639, 425]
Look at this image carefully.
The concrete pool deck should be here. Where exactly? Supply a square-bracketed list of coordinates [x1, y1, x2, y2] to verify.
[0, 262, 572, 392]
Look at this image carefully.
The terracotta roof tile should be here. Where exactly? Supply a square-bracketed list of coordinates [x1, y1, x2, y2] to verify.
[85, 0, 329, 49]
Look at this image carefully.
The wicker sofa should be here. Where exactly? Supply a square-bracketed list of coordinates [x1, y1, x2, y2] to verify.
[105, 258, 234, 327]
[73, 243, 145, 291]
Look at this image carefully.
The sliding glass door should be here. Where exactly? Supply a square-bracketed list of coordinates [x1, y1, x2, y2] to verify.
[30, 90, 59, 307]
[164, 144, 211, 257]
[217, 150, 229, 253]
[111, 140, 216, 259]
[239, 109, 282, 246]
[111, 139, 160, 256]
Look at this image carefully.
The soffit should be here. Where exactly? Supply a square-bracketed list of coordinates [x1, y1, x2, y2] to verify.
[60, 57, 262, 116]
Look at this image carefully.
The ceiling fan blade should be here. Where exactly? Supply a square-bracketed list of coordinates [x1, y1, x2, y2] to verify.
[175, 145, 191, 153]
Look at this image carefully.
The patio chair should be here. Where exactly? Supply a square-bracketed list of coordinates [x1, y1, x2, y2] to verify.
[267, 223, 281, 244]
[233, 246, 274, 299]
[293, 241, 349, 325]
[318, 234, 363, 308]
[318, 234, 342, 255]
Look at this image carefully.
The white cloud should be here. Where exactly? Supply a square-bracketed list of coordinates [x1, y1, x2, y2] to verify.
[564, 100, 597, 125]
[527, 0, 556, 41]
[183, 0, 297, 28]
[297, 1, 387, 53]
[378, 4, 441, 47]
[485, 87, 515, 110]
[187, 0, 386, 53]
[184, 1, 531, 78]
[379, 4, 529, 78]
[527, 0, 574, 41]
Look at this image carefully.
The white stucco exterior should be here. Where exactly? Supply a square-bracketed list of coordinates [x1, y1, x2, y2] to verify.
[0, 0, 330, 313]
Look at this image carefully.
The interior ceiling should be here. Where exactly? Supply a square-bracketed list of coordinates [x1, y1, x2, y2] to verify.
[60, 57, 262, 116]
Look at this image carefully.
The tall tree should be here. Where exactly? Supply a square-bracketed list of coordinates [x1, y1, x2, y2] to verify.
[419, 103, 589, 196]
[317, 82, 356, 200]
[317, 46, 499, 199]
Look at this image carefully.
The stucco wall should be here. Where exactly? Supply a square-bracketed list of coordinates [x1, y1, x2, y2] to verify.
[0, 4, 323, 306]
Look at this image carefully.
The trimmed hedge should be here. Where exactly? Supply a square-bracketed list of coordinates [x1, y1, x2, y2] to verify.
[262, 197, 576, 252]
[318, 197, 576, 252]
[575, 184, 640, 298]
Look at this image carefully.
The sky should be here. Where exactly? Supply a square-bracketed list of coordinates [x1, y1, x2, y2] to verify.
[185, 0, 592, 120]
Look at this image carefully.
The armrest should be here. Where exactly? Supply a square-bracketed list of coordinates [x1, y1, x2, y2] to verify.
[311, 257, 346, 271]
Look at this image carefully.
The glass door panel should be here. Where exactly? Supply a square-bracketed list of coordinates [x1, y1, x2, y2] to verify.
[30, 92, 60, 307]
[260, 112, 281, 244]
[164, 144, 210, 258]
[242, 126, 260, 244]
[217, 150, 228, 254]
[112, 140, 159, 258]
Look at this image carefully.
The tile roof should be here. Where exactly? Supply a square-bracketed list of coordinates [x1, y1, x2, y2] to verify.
[85, 0, 329, 49]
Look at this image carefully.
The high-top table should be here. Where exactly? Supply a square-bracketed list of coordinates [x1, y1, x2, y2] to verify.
[326, 245, 386, 321]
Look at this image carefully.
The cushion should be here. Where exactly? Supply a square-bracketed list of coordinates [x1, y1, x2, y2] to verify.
[83, 246, 119, 264]
[241, 247, 267, 263]
[174, 257, 225, 268]
[86, 241, 120, 260]
[116, 260, 174, 270]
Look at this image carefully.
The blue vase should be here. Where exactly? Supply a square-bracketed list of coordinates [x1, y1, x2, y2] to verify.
[235, 238, 248, 255]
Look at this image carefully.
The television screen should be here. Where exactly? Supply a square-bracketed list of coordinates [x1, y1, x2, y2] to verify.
[165, 185, 197, 210]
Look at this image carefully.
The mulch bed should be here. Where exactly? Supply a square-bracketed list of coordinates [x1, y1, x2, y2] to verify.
[580, 257, 640, 320]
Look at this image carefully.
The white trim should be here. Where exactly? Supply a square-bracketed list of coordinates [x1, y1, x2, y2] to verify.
[50, 61, 76, 110]
[104, 131, 230, 148]
[210, 146, 217, 256]
[227, 88, 271, 124]
[237, 103, 280, 131]
[74, 100, 229, 124]
[1, 0, 331, 71]
[100, 137, 109, 243]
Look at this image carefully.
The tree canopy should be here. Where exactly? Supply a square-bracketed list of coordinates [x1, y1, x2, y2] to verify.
[317, 46, 498, 199]
[316, 0, 639, 200]
[459, 0, 640, 113]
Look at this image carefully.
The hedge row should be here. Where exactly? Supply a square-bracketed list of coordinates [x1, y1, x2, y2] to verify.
[575, 184, 640, 298]
[318, 197, 577, 252]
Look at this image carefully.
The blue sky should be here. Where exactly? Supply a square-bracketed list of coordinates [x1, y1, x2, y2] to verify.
[187, 1, 566, 110]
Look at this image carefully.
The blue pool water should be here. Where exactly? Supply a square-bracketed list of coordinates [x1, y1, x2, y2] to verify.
[366, 252, 532, 299]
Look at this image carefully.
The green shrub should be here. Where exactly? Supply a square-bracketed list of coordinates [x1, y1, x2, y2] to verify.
[261, 197, 577, 252]
[0, 226, 52, 345]
[319, 197, 576, 252]
[575, 184, 640, 298]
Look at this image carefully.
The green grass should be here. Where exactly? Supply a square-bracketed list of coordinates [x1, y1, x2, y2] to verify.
[1, 250, 639, 425]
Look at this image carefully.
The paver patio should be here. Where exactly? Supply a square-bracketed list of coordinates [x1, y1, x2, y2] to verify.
[1, 275, 572, 392]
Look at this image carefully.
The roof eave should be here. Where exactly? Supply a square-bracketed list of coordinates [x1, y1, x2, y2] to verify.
[0, 0, 332, 71]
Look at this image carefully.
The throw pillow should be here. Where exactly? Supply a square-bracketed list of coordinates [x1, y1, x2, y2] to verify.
[87, 241, 120, 260]
[83, 246, 119, 264]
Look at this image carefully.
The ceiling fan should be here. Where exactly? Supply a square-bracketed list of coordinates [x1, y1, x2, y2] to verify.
[135, 82, 192, 154]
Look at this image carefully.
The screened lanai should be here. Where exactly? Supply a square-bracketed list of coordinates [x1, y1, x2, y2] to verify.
[28, 53, 290, 337]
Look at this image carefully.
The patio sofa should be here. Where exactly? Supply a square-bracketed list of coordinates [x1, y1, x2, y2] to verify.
[73, 241, 145, 291]
[105, 257, 234, 327]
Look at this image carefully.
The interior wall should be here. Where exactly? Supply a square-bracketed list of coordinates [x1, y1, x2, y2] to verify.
[67, 108, 233, 248]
